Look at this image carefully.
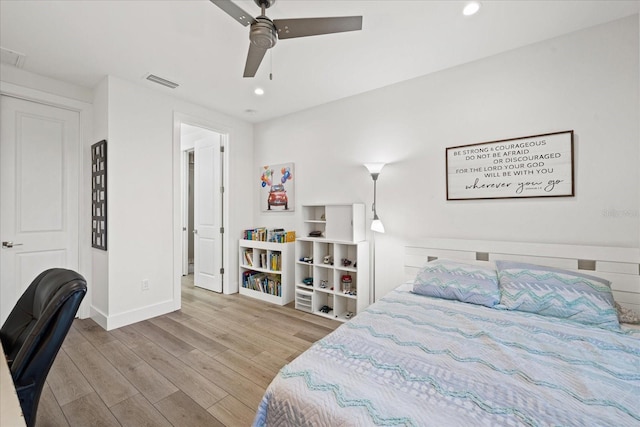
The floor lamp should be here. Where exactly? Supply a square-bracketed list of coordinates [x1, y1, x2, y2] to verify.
[364, 163, 385, 303]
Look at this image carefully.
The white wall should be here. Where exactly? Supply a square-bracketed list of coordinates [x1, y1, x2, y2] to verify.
[91, 77, 109, 318]
[91, 75, 253, 329]
[254, 15, 640, 299]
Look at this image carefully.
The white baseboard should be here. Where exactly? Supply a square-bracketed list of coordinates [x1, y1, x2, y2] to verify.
[90, 299, 176, 331]
[89, 306, 109, 330]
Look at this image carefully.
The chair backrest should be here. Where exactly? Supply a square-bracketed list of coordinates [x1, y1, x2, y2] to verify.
[0, 268, 87, 427]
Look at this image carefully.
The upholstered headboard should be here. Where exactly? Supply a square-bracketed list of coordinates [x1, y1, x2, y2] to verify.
[404, 238, 640, 312]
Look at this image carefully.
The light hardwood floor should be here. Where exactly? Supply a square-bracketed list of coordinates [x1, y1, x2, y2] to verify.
[36, 275, 340, 427]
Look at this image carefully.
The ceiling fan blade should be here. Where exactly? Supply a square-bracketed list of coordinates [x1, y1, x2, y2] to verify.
[209, 0, 256, 26]
[243, 43, 268, 78]
[274, 16, 362, 40]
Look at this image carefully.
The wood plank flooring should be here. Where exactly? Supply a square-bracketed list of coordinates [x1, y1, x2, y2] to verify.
[36, 275, 340, 427]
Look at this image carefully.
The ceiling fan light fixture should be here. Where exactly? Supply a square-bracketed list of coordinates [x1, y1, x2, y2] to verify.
[250, 17, 277, 49]
[254, 87, 265, 95]
[463, 1, 481, 16]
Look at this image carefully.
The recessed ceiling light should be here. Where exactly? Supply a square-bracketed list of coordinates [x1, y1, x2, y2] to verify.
[463, 1, 481, 16]
[254, 87, 265, 96]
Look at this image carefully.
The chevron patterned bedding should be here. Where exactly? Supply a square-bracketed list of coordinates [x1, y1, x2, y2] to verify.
[253, 283, 640, 427]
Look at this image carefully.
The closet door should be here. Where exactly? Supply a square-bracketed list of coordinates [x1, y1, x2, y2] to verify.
[0, 96, 79, 324]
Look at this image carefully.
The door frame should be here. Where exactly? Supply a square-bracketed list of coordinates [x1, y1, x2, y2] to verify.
[0, 81, 93, 319]
[173, 113, 229, 305]
[181, 149, 194, 276]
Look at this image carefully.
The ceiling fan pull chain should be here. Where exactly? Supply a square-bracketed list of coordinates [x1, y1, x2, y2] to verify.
[270, 50, 273, 81]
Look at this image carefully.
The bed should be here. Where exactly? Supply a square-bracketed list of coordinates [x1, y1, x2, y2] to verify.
[253, 240, 640, 426]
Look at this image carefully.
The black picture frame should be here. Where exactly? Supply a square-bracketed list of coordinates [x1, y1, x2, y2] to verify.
[91, 140, 107, 250]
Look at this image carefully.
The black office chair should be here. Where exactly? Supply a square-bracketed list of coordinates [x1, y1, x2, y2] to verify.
[0, 268, 87, 427]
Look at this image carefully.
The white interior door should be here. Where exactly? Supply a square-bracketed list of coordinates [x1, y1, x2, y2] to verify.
[0, 96, 79, 324]
[193, 133, 222, 292]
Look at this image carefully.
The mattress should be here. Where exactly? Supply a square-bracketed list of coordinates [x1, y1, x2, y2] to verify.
[253, 283, 640, 426]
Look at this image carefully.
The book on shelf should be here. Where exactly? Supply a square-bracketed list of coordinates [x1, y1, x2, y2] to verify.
[254, 273, 267, 292]
[270, 252, 281, 271]
[241, 271, 282, 296]
[260, 252, 267, 269]
[242, 271, 264, 291]
[268, 229, 296, 243]
[243, 249, 253, 266]
[242, 228, 296, 243]
[243, 227, 267, 241]
[267, 228, 283, 242]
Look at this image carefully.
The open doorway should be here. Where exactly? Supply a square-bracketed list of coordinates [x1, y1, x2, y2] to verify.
[187, 150, 195, 274]
[180, 123, 224, 293]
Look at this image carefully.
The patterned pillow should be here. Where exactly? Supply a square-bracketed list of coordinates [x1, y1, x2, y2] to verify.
[615, 302, 640, 324]
[412, 259, 500, 307]
[496, 261, 619, 329]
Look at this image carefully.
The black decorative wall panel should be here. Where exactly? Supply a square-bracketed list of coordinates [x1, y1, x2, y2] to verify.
[92, 140, 107, 250]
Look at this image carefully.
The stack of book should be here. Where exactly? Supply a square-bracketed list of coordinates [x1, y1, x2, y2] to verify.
[241, 271, 282, 296]
[270, 252, 281, 271]
[268, 229, 296, 243]
[243, 227, 267, 241]
[243, 228, 296, 242]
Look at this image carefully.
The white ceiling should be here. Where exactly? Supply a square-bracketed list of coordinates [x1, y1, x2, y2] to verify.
[1, 1, 638, 123]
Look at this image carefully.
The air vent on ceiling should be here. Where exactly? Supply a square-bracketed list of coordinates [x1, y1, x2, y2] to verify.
[0, 47, 26, 68]
[145, 73, 179, 89]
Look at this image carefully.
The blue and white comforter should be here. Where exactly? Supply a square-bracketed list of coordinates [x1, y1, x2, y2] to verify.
[253, 284, 640, 426]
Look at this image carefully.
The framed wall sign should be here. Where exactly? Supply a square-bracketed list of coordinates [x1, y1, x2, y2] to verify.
[446, 130, 574, 200]
[91, 140, 107, 250]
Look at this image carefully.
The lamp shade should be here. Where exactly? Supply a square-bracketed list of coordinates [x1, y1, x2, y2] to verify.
[364, 163, 385, 175]
[371, 218, 385, 233]
[365, 162, 386, 233]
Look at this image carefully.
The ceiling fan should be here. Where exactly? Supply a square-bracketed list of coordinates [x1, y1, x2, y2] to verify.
[210, 0, 363, 78]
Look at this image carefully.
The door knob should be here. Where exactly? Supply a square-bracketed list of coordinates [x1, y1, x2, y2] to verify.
[2, 241, 23, 248]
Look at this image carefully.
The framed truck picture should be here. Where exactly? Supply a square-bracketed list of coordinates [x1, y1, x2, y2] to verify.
[260, 163, 295, 212]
